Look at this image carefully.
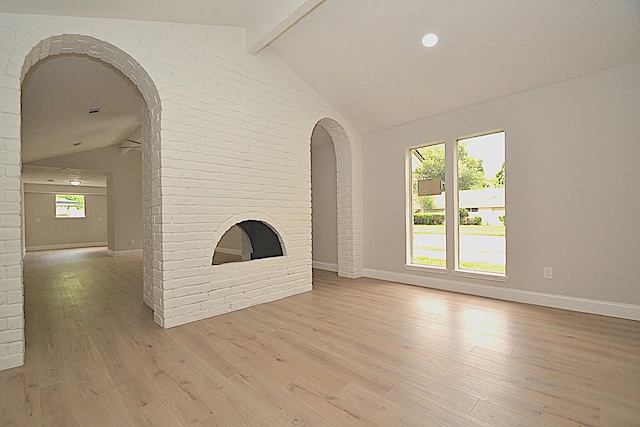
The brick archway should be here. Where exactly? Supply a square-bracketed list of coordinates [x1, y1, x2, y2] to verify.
[20, 36, 163, 320]
[315, 118, 363, 279]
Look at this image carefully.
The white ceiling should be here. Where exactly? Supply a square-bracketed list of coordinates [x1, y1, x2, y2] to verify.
[270, 0, 640, 134]
[20, 54, 143, 186]
[7, 0, 640, 184]
[0, 0, 276, 27]
[22, 54, 143, 164]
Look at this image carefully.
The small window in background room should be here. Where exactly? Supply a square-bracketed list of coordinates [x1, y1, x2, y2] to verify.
[55, 195, 86, 218]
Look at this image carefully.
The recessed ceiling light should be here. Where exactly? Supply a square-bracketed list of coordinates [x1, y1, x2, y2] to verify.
[70, 180, 81, 186]
[422, 33, 438, 48]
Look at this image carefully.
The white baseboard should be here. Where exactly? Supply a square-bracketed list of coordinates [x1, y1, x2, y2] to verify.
[26, 242, 108, 252]
[313, 261, 338, 272]
[107, 249, 143, 257]
[363, 268, 640, 321]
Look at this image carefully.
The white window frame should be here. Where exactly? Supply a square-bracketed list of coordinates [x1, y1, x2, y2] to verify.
[405, 130, 508, 282]
[405, 141, 447, 273]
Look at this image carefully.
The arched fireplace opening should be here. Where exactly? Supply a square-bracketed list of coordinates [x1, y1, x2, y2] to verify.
[212, 220, 284, 265]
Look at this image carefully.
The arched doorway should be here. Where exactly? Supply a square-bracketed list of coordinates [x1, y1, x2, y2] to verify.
[9, 35, 164, 368]
[21, 35, 161, 313]
[311, 124, 338, 271]
[311, 118, 363, 279]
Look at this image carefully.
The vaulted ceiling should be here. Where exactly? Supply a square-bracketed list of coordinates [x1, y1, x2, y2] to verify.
[22, 54, 142, 164]
[271, 0, 640, 133]
[4, 0, 640, 185]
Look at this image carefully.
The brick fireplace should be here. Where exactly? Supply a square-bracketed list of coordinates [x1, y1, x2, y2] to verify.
[0, 16, 362, 370]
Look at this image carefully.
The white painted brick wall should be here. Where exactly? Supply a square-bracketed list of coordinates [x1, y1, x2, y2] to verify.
[0, 12, 363, 371]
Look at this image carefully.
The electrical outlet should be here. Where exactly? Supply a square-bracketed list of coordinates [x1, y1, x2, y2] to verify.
[543, 267, 553, 279]
[130, 240, 135, 246]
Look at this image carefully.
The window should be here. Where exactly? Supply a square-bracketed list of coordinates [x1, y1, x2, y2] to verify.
[456, 131, 506, 274]
[409, 142, 446, 268]
[407, 130, 506, 277]
[55, 195, 85, 218]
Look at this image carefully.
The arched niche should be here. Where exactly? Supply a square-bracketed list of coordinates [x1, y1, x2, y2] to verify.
[212, 220, 284, 265]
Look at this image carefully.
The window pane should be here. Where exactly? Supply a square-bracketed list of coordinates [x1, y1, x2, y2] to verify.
[457, 132, 505, 274]
[411, 143, 446, 267]
[56, 194, 86, 218]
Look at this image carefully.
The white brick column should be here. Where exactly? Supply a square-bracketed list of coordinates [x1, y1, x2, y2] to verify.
[0, 64, 23, 370]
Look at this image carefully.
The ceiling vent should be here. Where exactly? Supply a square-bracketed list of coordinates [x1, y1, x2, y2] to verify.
[88, 107, 101, 114]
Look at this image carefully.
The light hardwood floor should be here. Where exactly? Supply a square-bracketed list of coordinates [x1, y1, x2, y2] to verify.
[1, 247, 639, 426]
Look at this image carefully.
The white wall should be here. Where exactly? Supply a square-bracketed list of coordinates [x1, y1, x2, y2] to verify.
[363, 61, 640, 317]
[24, 184, 107, 250]
[311, 125, 338, 270]
[0, 13, 361, 370]
[216, 225, 244, 254]
[29, 146, 143, 253]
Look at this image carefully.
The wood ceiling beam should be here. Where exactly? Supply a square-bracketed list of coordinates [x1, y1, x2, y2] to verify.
[245, 0, 324, 54]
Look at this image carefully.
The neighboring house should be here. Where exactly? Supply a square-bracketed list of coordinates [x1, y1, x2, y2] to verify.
[411, 150, 505, 226]
[430, 188, 505, 226]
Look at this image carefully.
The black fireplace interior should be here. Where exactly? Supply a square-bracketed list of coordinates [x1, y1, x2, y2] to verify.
[237, 220, 283, 260]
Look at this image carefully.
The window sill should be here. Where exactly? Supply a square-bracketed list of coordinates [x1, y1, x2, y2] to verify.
[404, 264, 509, 283]
[404, 264, 448, 275]
[453, 269, 508, 283]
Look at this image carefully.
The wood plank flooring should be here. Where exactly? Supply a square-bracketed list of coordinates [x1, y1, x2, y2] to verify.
[1, 247, 639, 426]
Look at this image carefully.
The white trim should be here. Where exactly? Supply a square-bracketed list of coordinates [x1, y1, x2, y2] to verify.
[363, 268, 640, 321]
[405, 263, 448, 275]
[313, 261, 338, 272]
[26, 242, 107, 252]
[23, 184, 107, 194]
[107, 249, 143, 257]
